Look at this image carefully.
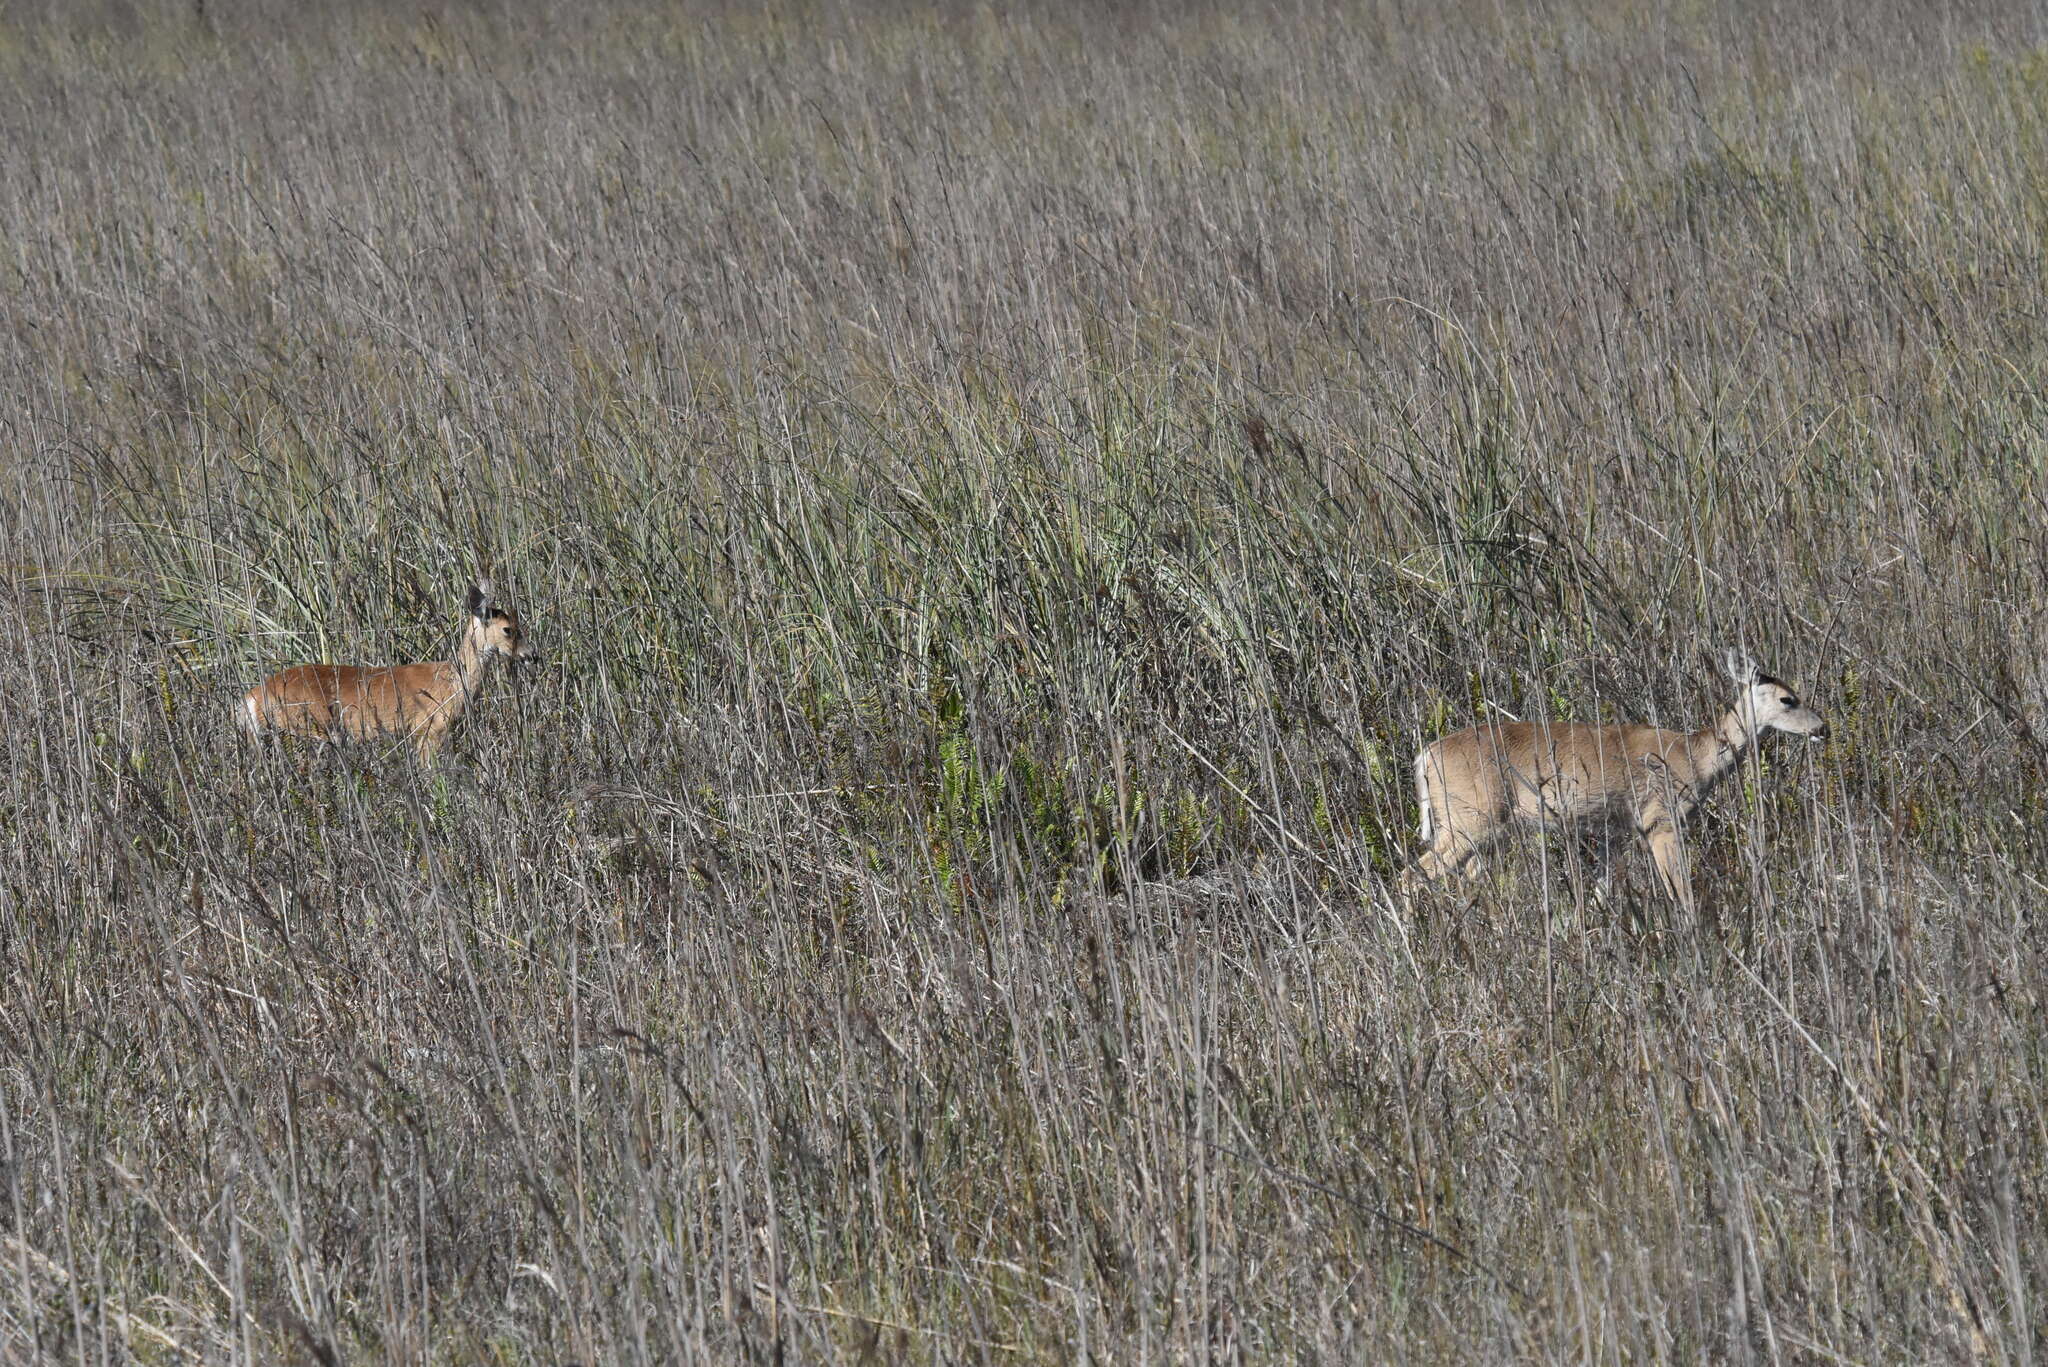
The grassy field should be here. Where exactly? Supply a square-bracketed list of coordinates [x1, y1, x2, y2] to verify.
[2, 0, 2045, 1360]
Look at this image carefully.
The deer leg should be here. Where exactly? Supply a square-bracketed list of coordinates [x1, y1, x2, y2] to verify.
[413, 726, 448, 765]
[1411, 837, 1475, 882]
[1637, 807, 1695, 915]
[1400, 819, 1499, 905]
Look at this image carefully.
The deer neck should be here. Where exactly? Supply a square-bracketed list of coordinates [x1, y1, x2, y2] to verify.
[449, 627, 498, 708]
[1690, 705, 1762, 791]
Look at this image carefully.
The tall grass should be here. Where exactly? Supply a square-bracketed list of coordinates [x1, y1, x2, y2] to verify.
[1, 0, 2044, 1359]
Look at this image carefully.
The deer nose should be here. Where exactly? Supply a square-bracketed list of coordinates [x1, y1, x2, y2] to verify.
[1813, 722, 1831, 740]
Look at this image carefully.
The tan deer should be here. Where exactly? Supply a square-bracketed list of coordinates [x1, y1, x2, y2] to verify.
[240, 580, 537, 762]
[1402, 652, 1829, 912]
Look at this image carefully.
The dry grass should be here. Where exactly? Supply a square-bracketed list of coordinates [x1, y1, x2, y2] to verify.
[1, 0, 2045, 1360]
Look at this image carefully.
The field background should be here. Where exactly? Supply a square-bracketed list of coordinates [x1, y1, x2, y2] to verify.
[3, 0, 2045, 1360]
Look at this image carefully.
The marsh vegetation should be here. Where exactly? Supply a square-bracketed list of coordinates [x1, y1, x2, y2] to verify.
[2, 0, 2045, 1359]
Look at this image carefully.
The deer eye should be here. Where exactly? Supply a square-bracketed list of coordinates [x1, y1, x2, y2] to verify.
[1781, 694, 1798, 707]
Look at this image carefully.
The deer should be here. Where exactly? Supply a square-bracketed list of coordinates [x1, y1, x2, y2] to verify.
[1401, 652, 1829, 914]
[240, 579, 537, 762]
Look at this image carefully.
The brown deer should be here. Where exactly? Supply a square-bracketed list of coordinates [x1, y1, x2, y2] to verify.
[240, 580, 536, 762]
[1403, 652, 1829, 912]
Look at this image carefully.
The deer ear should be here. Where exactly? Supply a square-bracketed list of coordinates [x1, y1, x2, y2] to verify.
[467, 580, 492, 621]
[1722, 649, 1760, 684]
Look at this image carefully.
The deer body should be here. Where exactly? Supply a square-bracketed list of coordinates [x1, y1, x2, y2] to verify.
[240, 581, 534, 762]
[1404, 654, 1828, 912]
